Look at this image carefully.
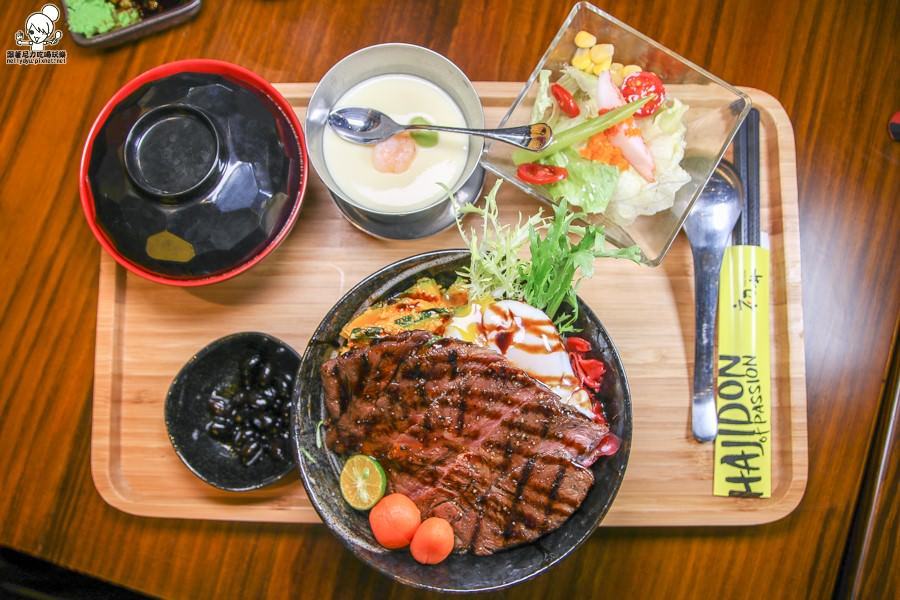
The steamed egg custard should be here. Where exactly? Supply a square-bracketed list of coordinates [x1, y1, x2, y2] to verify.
[323, 74, 469, 213]
[445, 299, 593, 417]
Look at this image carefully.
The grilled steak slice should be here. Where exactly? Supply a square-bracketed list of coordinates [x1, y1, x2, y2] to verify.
[322, 330, 610, 555]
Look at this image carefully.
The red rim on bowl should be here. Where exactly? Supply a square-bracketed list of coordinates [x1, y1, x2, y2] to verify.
[79, 59, 309, 287]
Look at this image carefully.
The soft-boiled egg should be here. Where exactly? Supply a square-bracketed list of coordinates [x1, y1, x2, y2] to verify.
[445, 299, 593, 417]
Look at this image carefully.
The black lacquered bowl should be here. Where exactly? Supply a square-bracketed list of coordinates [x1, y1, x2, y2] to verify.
[290, 250, 632, 593]
[80, 59, 307, 286]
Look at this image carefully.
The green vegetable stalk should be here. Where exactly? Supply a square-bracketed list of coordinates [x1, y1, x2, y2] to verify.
[511, 95, 652, 165]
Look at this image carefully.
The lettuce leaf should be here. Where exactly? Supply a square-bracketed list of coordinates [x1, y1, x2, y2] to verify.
[541, 150, 620, 214]
[530, 70, 553, 123]
[606, 98, 692, 224]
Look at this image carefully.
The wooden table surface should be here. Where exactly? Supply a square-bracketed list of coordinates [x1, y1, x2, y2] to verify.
[1, 1, 897, 598]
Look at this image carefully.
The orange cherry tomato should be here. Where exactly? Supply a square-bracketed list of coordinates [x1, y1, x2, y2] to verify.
[550, 83, 580, 118]
[410, 517, 455, 564]
[368, 493, 421, 549]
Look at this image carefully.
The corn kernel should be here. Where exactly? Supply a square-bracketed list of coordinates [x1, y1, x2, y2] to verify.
[610, 63, 625, 86]
[574, 31, 597, 48]
[590, 43, 614, 64]
[622, 64, 642, 79]
[571, 48, 592, 71]
[592, 57, 612, 74]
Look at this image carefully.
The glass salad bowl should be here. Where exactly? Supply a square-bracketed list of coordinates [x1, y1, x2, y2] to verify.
[481, 1, 751, 266]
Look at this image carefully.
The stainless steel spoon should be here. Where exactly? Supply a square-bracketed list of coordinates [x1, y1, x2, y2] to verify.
[328, 107, 553, 151]
[683, 162, 743, 443]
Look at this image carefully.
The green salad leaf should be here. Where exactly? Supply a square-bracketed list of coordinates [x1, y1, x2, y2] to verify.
[530, 70, 553, 123]
[541, 149, 620, 214]
[523, 199, 639, 333]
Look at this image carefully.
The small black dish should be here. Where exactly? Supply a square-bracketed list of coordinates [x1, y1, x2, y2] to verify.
[166, 332, 300, 492]
[290, 250, 632, 593]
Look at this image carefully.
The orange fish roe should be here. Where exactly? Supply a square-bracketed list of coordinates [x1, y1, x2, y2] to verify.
[597, 109, 643, 137]
[620, 117, 643, 137]
[579, 132, 630, 171]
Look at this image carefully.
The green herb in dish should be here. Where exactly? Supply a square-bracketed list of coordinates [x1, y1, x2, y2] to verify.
[65, 0, 140, 37]
[523, 198, 640, 333]
[349, 326, 385, 341]
[394, 308, 452, 327]
[409, 116, 439, 147]
[456, 180, 542, 302]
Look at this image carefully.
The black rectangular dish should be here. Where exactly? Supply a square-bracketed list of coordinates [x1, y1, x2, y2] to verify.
[63, 0, 201, 49]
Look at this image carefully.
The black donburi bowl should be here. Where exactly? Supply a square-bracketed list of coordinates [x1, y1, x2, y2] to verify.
[290, 250, 631, 593]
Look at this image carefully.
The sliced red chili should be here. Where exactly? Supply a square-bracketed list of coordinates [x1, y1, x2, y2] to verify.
[621, 71, 666, 117]
[565, 336, 592, 353]
[516, 162, 568, 185]
[550, 83, 580, 118]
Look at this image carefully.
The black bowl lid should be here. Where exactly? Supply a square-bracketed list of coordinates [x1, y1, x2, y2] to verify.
[87, 71, 303, 280]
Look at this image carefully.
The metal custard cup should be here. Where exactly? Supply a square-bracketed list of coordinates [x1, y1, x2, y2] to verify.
[306, 43, 485, 240]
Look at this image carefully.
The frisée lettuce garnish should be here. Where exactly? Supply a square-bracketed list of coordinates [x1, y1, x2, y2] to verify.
[455, 180, 639, 333]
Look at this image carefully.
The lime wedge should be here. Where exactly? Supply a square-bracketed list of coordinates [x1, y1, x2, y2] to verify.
[340, 455, 387, 510]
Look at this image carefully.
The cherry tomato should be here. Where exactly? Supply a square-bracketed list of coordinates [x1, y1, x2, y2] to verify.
[516, 163, 568, 185]
[369, 494, 421, 549]
[550, 83, 580, 118]
[410, 517, 455, 564]
[595, 432, 621, 456]
[621, 71, 666, 117]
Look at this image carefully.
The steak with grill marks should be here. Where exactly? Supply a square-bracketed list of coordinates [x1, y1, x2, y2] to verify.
[322, 330, 610, 556]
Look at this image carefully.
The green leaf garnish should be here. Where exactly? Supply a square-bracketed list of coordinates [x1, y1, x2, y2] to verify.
[454, 181, 640, 332]
[409, 116, 439, 147]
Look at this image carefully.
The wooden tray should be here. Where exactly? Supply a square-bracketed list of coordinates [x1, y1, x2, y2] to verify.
[91, 84, 806, 526]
